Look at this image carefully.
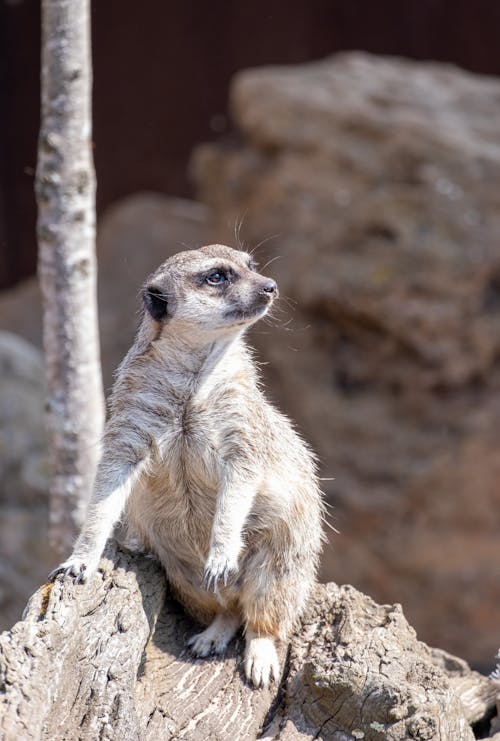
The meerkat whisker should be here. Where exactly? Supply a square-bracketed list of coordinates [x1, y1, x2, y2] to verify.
[281, 295, 297, 312]
[234, 210, 248, 250]
[249, 233, 281, 254]
[260, 254, 282, 271]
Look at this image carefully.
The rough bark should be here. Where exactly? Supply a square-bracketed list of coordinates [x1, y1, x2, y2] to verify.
[35, 0, 105, 556]
[0, 542, 498, 740]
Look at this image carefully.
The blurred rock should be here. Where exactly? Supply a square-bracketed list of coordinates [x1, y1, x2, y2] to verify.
[0, 277, 42, 348]
[0, 332, 48, 501]
[0, 332, 50, 628]
[192, 52, 500, 668]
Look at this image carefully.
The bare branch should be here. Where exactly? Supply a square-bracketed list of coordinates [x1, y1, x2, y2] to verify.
[35, 0, 104, 556]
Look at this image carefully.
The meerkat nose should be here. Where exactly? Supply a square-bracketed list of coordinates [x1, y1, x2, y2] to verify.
[261, 280, 278, 296]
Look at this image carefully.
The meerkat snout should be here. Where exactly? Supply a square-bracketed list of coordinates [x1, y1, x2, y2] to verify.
[259, 279, 278, 296]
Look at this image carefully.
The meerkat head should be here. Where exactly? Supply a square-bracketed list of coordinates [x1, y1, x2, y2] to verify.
[142, 244, 278, 335]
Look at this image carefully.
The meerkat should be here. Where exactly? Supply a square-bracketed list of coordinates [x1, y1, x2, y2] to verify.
[50, 244, 324, 688]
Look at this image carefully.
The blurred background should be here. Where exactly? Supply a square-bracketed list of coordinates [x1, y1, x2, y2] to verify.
[1, 0, 500, 672]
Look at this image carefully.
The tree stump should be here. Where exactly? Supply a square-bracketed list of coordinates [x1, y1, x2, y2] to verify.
[0, 542, 498, 740]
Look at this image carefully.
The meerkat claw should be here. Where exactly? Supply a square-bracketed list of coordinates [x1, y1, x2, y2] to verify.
[203, 549, 239, 591]
[244, 636, 280, 689]
[202, 569, 214, 591]
[74, 566, 87, 584]
[48, 558, 89, 584]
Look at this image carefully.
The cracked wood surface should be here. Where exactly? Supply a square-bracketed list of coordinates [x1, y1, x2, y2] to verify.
[0, 542, 498, 740]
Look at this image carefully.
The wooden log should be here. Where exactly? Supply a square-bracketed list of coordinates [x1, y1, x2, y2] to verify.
[0, 542, 498, 740]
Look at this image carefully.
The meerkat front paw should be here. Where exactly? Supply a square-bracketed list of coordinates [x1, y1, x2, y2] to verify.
[244, 635, 280, 688]
[203, 544, 240, 590]
[48, 555, 97, 584]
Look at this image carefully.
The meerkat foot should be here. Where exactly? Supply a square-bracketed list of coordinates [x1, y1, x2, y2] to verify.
[48, 555, 97, 584]
[188, 613, 240, 657]
[244, 632, 280, 688]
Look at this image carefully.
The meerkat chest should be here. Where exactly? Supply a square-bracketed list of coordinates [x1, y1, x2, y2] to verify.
[140, 397, 225, 519]
[130, 381, 238, 522]
[128, 401, 222, 557]
[165, 399, 221, 467]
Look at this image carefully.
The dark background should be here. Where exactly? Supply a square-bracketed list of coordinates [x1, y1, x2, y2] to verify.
[2, 0, 500, 289]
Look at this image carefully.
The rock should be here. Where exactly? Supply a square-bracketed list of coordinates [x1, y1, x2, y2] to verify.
[0, 332, 50, 629]
[0, 332, 48, 501]
[0, 280, 42, 349]
[192, 52, 500, 668]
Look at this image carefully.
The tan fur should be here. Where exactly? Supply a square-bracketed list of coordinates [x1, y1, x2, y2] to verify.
[50, 244, 324, 687]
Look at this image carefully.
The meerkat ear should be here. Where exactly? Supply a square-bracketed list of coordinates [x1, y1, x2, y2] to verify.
[143, 285, 168, 321]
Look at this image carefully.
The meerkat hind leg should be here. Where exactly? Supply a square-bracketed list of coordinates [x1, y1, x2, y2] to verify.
[188, 612, 240, 657]
[244, 628, 280, 688]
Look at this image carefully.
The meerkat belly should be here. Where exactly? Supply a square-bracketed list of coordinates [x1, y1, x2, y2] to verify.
[126, 424, 221, 575]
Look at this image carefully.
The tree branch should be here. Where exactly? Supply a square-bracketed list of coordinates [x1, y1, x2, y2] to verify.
[36, 0, 104, 556]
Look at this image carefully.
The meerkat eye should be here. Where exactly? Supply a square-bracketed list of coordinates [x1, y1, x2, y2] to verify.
[206, 269, 228, 286]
